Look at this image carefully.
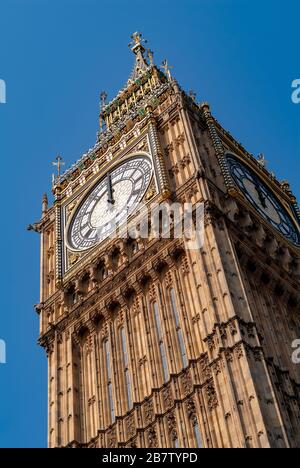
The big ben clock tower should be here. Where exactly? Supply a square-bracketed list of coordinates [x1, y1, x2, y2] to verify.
[32, 33, 300, 448]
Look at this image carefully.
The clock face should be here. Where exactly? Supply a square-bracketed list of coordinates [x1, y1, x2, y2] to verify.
[226, 154, 300, 247]
[67, 156, 153, 251]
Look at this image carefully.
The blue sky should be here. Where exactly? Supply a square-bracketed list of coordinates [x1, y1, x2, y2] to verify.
[0, 0, 299, 448]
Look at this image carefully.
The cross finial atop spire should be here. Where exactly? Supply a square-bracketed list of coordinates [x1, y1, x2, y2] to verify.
[161, 59, 173, 81]
[100, 91, 107, 109]
[42, 193, 48, 216]
[52, 155, 65, 184]
[128, 32, 150, 82]
[129, 32, 147, 54]
[99, 91, 108, 132]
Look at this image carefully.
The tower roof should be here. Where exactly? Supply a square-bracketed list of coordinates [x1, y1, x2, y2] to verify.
[52, 33, 171, 189]
[98, 31, 168, 136]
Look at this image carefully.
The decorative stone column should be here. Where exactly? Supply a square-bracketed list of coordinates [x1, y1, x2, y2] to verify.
[147, 105, 171, 199]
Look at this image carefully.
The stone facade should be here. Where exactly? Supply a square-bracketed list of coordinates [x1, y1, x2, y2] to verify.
[34, 34, 300, 448]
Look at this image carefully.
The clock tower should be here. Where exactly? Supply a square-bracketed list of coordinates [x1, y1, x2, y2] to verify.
[33, 33, 300, 448]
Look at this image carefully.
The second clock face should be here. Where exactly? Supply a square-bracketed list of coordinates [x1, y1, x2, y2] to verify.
[67, 156, 153, 251]
[226, 154, 300, 247]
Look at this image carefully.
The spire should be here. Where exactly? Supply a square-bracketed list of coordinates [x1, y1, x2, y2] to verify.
[128, 32, 150, 82]
[99, 91, 107, 133]
[161, 59, 173, 81]
[52, 155, 65, 185]
[95, 32, 168, 142]
[42, 193, 48, 216]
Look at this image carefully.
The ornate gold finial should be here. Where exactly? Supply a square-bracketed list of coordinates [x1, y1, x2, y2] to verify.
[148, 49, 154, 66]
[128, 32, 150, 82]
[258, 153, 267, 168]
[100, 91, 107, 109]
[129, 32, 147, 54]
[161, 59, 173, 81]
[189, 90, 197, 102]
[99, 91, 107, 132]
[52, 155, 65, 183]
[42, 193, 48, 216]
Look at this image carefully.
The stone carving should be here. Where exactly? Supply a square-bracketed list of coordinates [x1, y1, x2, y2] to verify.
[88, 396, 96, 407]
[57, 333, 63, 345]
[205, 384, 219, 411]
[234, 343, 244, 360]
[148, 284, 157, 301]
[170, 164, 180, 176]
[229, 320, 238, 336]
[246, 324, 256, 339]
[116, 309, 125, 327]
[45, 340, 54, 357]
[164, 271, 173, 288]
[144, 399, 154, 425]
[192, 313, 201, 323]
[180, 154, 191, 168]
[126, 414, 136, 439]
[253, 347, 264, 362]
[107, 428, 117, 448]
[167, 412, 178, 441]
[181, 256, 190, 275]
[68, 251, 81, 266]
[147, 427, 158, 448]
[206, 336, 216, 352]
[219, 324, 228, 340]
[100, 321, 109, 340]
[84, 334, 94, 355]
[199, 353, 212, 381]
[162, 386, 174, 410]
[224, 349, 234, 363]
[211, 360, 222, 376]
[186, 398, 198, 426]
[181, 369, 193, 396]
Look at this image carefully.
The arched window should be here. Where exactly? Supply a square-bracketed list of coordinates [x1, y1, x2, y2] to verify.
[170, 289, 188, 369]
[120, 327, 133, 410]
[66, 284, 77, 307]
[111, 248, 121, 269]
[127, 238, 139, 256]
[174, 438, 180, 448]
[81, 273, 90, 294]
[96, 261, 107, 281]
[104, 339, 115, 423]
[154, 302, 169, 383]
[193, 421, 203, 448]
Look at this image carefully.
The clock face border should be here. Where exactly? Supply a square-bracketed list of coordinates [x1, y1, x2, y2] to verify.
[64, 152, 154, 255]
[225, 151, 300, 248]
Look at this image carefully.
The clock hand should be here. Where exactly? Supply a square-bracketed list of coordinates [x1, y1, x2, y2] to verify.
[107, 173, 115, 206]
[254, 182, 267, 209]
